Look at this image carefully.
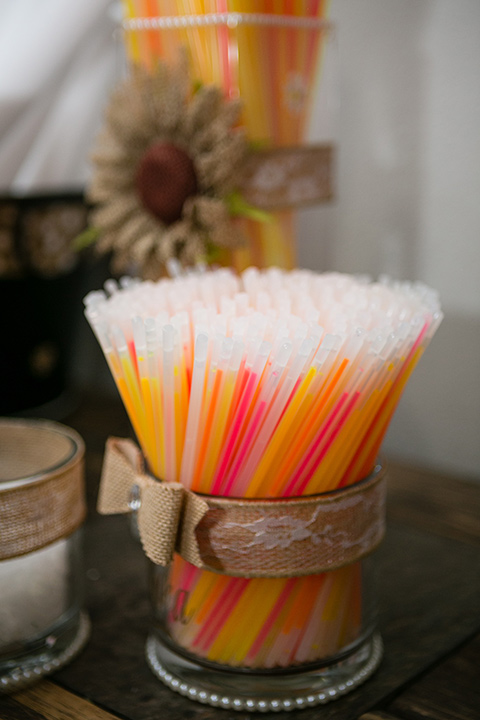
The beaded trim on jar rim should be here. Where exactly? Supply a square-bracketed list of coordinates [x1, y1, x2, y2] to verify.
[123, 13, 333, 32]
[0, 613, 90, 694]
[145, 632, 383, 712]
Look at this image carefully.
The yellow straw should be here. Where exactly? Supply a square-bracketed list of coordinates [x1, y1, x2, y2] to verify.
[245, 364, 317, 496]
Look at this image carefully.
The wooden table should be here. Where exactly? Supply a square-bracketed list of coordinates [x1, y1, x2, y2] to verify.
[2, 392, 480, 720]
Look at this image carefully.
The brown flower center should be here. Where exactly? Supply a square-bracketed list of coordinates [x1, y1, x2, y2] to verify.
[135, 142, 198, 225]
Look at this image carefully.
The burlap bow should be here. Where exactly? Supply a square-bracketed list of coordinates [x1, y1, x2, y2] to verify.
[98, 437, 387, 578]
[97, 437, 208, 567]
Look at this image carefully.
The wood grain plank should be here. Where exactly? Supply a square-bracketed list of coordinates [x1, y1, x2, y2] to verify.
[359, 712, 404, 720]
[386, 632, 480, 720]
[0, 694, 44, 720]
[386, 461, 480, 546]
[12, 681, 123, 720]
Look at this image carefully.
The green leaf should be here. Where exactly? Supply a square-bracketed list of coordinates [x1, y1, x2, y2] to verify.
[248, 139, 270, 152]
[72, 226, 100, 251]
[204, 240, 222, 264]
[226, 191, 272, 224]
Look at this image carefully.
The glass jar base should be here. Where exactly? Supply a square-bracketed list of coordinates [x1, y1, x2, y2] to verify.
[145, 631, 383, 712]
[0, 611, 90, 694]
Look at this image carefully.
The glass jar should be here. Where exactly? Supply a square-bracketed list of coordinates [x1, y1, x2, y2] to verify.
[0, 419, 89, 692]
[145, 471, 384, 713]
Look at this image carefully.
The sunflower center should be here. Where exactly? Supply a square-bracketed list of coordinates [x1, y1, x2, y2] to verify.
[135, 142, 198, 225]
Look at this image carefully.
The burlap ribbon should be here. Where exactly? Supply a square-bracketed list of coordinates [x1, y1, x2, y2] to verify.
[0, 419, 86, 561]
[239, 144, 334, 209]
[98, 437, 386, 577]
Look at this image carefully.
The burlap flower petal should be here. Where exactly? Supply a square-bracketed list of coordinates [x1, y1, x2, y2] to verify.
[90, 194, 140, 232]
[163, 221, 205, 264]
[189, 99, 243, 155]
[142, 257, 164, 281]
[206, 98, 244, 144]
[185, 196, 228, 228]
[114, 213, 159, 252]
[149, 56, 188, 138]
[90, 131, 128, 165]
[106, 77, 158, 147]
[154, 232, 174, 265]
[129, 231, 158, 265]
[181, 234, 206, 265]
[195, 132, 248, 193]
[183, 86, 223, 139]
[87, 171, 134, 204]
[95, 231, 118, 255]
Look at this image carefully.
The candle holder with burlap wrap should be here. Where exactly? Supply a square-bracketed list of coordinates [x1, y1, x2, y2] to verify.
[98, 437, 386, 712]
[0, 419, 90, 693]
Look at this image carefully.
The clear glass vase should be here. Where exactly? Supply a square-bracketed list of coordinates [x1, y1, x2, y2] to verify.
[120, 8, 337, 272]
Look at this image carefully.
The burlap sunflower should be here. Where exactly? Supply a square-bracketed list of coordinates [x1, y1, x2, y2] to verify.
[87, 55, 249, 279]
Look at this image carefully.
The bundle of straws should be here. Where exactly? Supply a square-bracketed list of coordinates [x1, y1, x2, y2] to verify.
[85, 266, 442, 668]
[121, 1, 331, 269]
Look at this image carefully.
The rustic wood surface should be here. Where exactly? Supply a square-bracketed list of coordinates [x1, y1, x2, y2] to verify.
[7, 681, 123, 720]
[386, 631, 480, 720]
[359, 632, 480, 720]
[2, 393, 479, 720]
[386, 461, 480, 546]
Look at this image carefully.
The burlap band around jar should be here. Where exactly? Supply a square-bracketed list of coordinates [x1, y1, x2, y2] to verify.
[188, 468, 386, 577]
[0, 419, 86, 561]
[98, 437, 387, 578]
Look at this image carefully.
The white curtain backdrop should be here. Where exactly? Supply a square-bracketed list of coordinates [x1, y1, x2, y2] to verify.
[0, 0, 119, 195]
[299, 0, 480, 479]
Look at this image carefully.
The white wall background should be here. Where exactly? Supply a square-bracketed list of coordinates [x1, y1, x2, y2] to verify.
[0, 0, 119, 195]
[299, 0, 480, 479]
